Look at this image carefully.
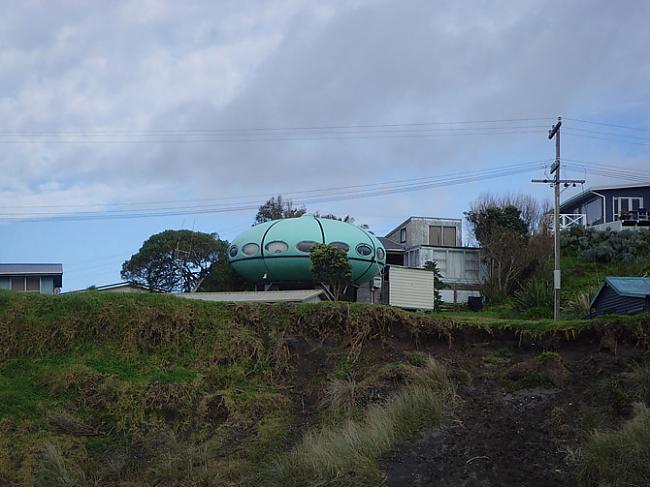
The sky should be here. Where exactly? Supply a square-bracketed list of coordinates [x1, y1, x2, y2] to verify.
[1, 0, 650, 291]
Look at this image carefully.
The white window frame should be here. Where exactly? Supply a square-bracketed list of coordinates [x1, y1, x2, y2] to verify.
[613, 197, 644, 218]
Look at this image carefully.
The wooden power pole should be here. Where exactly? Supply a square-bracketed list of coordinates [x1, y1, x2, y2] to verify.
[532, 116, 584, 320]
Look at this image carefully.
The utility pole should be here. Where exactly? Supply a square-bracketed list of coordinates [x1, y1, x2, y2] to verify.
[532, 116, 584, 320]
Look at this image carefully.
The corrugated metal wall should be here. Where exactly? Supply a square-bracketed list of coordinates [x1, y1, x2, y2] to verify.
[388, 266, 434, 310]
[592, 285, 646, 316]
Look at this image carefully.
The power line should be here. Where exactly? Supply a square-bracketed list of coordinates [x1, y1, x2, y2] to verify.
[0, 162, 548, 223]
[0, 117, 554, 136]
[565, 117, 650, 133]
[0, 128, 549, 144]
[563, 131, 650, 146]
[2, 160, 548, 210]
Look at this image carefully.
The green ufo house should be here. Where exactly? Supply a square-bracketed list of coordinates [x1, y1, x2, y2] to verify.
[228, 215, 386, 285]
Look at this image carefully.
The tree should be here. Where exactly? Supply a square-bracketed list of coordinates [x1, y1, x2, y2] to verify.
[424, 261, 446, 311]
[255, 195, 306, 224]
[309, 244, 352, 300]
[468, 192, 548, 237]
[198, 239, 252, 292]
[313, 212, 355, 224]
[465, 199, 532, 301]
[121, 230, 225, 292]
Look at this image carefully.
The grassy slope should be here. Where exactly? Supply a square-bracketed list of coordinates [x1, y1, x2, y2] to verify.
[0, 292, 457, 486]
[1, 291, 649, 486]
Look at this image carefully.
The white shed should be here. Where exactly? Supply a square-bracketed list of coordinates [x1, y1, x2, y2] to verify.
[386, 266, 435, 311]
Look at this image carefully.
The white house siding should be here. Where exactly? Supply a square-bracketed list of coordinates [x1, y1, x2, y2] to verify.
[407, 247, 482, 286]
[388, 266, 434, 310]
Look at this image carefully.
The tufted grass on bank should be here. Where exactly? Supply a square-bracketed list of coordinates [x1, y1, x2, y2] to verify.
[578, 403, 650, 486]
[263, 358, 453, 487]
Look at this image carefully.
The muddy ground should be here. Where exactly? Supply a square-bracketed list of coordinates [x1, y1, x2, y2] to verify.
[381, 337, 648, 487]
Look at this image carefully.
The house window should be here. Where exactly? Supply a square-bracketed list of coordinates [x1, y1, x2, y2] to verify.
[429, 225, 457, 246]
[613, 197, 644, 218]
[25, 277, 40, 292]
[400, 228, 406, 243]
[8, 276, 40, 292]
[11, 277, 24, 291]
[584, 198, 603, 226]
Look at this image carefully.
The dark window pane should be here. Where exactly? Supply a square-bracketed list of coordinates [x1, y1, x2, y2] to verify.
[443, 227, 457, 246]
[330, 242, 350, 252]
[376, 248, 385, 260]
[11, 277, 24, 291]
[429, 226, 442, 245]
[229, 246, 238, 257]
[356, 244, 372, 256]
[26, 277, 40, 291]
[296, 241, 317, 253]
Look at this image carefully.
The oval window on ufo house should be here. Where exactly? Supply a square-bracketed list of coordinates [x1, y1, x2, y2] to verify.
[296, 241, 318, 253]
[330, 242, 350, 252]
[356, 244, 373, 256]
[265, 240, 289, 254]
[376, 248, 385, 260]
[242, 243, 259, 256]
[229, 245, 238, 257]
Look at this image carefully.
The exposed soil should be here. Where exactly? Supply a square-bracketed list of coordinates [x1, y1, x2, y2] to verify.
[383, 340, 647, 487]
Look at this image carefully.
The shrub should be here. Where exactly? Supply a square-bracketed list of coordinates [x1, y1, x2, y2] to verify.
[561, 227, 650, 264]
[511, 279, 553, 318]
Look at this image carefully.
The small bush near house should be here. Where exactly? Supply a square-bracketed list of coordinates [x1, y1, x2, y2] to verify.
[578, 403, 650, 486]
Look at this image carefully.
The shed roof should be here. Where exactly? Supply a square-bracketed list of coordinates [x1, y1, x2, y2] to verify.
[590, 276, 650, 307]
[0, 263, 63, 275]
[175, 289, 330, 303]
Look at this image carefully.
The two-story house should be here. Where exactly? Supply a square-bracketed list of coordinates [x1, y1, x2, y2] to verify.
[559, 183, 650, 231]
[0, 263, 63, 294]
[379, 216, 484, 303]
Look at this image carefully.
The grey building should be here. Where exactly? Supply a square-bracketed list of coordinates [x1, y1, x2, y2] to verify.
[590, 277, 650, 317]
[380, 216, 485, 304]
[0, 263, 63, 294]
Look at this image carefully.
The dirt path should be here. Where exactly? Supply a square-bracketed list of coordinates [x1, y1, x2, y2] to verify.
[383, 344, 641, 487]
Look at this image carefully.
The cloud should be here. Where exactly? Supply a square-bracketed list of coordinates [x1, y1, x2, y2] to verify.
[1, 0, 649, 228]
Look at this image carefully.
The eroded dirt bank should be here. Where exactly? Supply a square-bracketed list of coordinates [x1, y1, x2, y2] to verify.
[383, 340, 646, 487]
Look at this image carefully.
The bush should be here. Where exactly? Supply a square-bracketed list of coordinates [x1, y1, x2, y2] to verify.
[561, 227, 650, 264]
[511, 279, 553, 318]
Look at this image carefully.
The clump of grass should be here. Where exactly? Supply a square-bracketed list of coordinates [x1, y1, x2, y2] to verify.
[36, 442, 86, 487]
[627, 364, 650, 404]
[264, 359, 452, 487]
[322, 376, 358, 418]
[578, 403, 650, 486]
